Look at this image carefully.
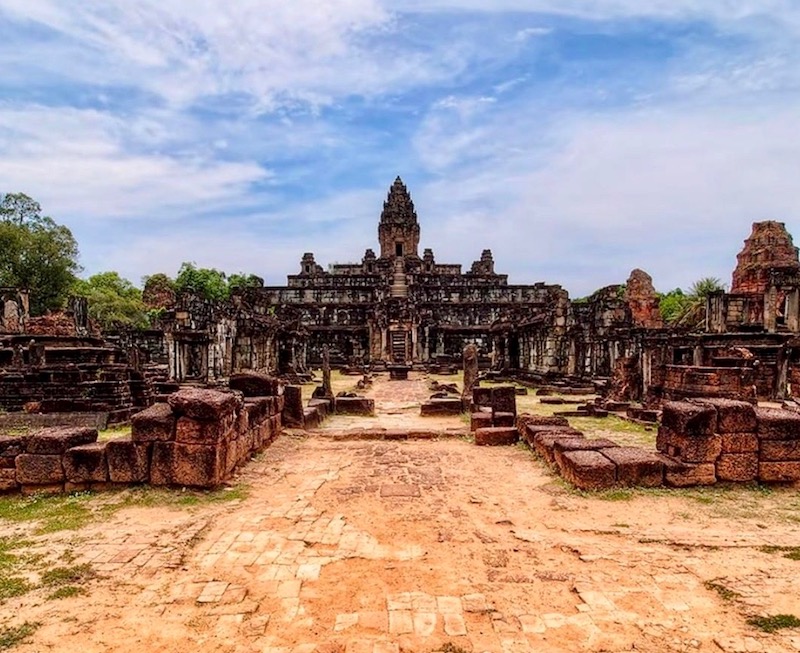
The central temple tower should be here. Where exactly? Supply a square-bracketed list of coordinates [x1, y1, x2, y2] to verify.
[378, 176, 420, 259]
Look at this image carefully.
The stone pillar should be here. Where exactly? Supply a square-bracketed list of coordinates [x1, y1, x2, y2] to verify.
[462, 344, 479, 406]
[693, 345, 703, 367]
[283, 385, 304, 428]
[28, 340, 45, 367]
[786, 289, 800, 333]
[321, 345, 333, 398]
[765, 286, 778, 333]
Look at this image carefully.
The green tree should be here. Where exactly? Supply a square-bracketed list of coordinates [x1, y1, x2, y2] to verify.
[663, 277, 726, 328]
[175, 262, 229, 302]
[72, 271, 148, 330]
[658, 288, 690, 323]
[0, 192, 81, 314]
[227, 273, 264, 292]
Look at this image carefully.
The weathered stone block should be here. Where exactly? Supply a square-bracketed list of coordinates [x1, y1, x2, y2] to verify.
[559, 450, 616, 490]
[131, 403, 175, 442]
[21, 483, 63, 495]
[26, 427, 97, 454]
[662, 457, 717, 487]
[661, 401, 717, 436]
[308, 398, 330, 419]
[175, 415, 234, 444]
[273, 396, 285, 415]
[492, 412, 516, 427]
[602, 447, 664, 487]
[167, 387, 240, 421]
[16, 454, 64, 484]
[516, 413, 569, 432]
[245, 397, 271, 425]
[334, 397, 375, 416]
[303, 407, 324, 429]
[492, 386, 517, 416]
[63, 442, 108, 483]
[553, 438, 619, 471]
[532, 430, 585, 464]
[759, 439, 800, 461]
[758, 461, 800, 482]
[0, 468, 18, 493]
[659, 428, 722, 463]
[150, 442, 225, 488]
[0, 434, 29, 457]
[691, 398, 757, 433]
[420, 398, 462, 416]
[471, 387, 493, 410]
[716, 453, 758, 482]
[474, 427, 518, 446]
[106, 438, 150, 483]
[756, 407, 800, 440]
[470, 412, 493, 432]
[283, 385, 304, 426]
[720, 432, 759, 454]
[229, 372, 280, 397]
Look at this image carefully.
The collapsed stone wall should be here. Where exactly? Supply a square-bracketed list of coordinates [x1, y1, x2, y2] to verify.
[0, 385, 283, 495]
[494, 395, 800, 490]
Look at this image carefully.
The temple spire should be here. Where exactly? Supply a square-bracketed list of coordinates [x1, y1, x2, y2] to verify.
[380, 176, 418, 225]
[378, 176, 420, 259]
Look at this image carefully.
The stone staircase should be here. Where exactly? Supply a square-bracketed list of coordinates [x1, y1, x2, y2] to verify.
[390, 258, 408, 298]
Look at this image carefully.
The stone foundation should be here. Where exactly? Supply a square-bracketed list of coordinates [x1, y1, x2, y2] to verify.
[0, 385, 283, 494]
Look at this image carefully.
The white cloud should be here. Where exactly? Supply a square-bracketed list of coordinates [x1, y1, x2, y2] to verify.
[0, 105, 269, 219]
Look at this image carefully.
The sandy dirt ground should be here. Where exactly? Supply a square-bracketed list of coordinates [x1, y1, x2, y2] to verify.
[2, 373, 800, 653]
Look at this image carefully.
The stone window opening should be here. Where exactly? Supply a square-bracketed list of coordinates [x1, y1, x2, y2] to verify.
[395, 242, 404, 256]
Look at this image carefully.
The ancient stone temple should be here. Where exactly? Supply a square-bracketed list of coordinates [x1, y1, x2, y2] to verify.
[239, 177, 569, 372]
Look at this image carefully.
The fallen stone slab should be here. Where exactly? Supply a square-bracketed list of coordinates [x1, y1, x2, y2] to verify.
[175, 414, 235, 444]
[26, 427, 98, 455]
[474, 427, 518, 446]
[131, 403, 176, 442]
[63, 442, 109, 483]
[303, 407, 324, 429]
[492, 411, 516, 427]
[0, 468, 17, 493]
[657, 427, 722, 463]
[420, 398, 462, 416]
[601, 447, 664, 487]
[334, 396, 375, 416]
[0, 434, 30, 458]
[553, 438, 619, 471]
[559, 450, 616, 490]
[168, 387, 240, 421]
[532, 429, 585, 464]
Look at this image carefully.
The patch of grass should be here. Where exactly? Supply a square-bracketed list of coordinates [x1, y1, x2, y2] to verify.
[747, 614, 800, 633]
[0, 622, 39, 650]
[115, 483, 250, 509]
[704, 579, 741, 602]
[591, 488, 634, 502]
[0, 492, 95, 533]
[46, 585, 87, 601]
[611, 522, 630, 528]
[0, 576, 33, 601]
[97, 424, 132, 441]
[758, 545, 800, 561]
[40, 563, 95, 587]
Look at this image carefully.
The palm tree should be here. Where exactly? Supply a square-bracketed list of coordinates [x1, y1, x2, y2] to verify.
[672, 277, 726, 329]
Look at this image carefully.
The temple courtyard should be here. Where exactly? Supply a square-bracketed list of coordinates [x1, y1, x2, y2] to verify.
[1, 373, 800, 653]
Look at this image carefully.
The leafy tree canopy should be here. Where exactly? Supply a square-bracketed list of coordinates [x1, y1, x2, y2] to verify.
[72, 271, 148, 330]
[0, 192, 80, 315]
[174, 262, 229, 302]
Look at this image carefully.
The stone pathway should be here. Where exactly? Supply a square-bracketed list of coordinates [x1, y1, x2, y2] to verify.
[4, 374, 800, 652]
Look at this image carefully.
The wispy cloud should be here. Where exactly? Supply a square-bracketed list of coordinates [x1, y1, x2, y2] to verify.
[0, 0, 799, 298]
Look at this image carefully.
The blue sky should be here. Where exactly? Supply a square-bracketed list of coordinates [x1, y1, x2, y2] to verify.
[1, 1, 799, 296]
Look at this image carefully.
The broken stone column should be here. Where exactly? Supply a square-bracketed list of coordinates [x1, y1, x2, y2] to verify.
[283, 385, 305, 427]
[313, 345, 334, 399]
[461, 344, 478, 407]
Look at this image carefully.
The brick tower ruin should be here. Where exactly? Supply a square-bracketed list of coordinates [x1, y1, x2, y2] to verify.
[731, 221, 800, 294]
[378, 176, 420, 260]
